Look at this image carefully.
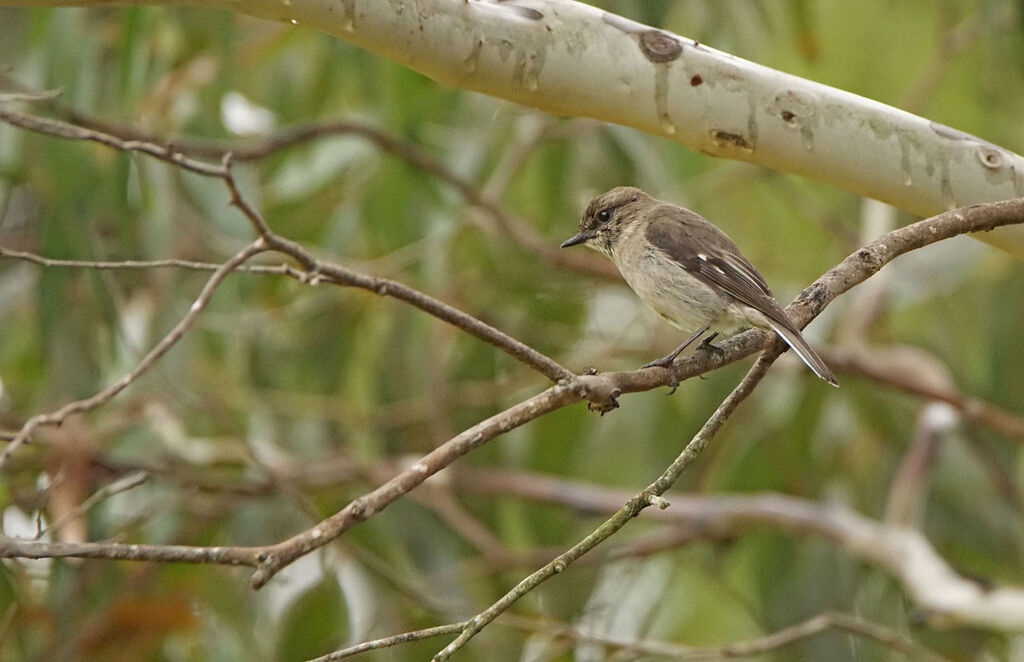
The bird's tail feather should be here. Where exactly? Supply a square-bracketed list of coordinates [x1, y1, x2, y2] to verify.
[766, 321, 838, 387]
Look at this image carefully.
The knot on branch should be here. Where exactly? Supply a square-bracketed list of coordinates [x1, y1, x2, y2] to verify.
[792, 281, 829, 317]
[855, 247, 885, 272]
[571, 374, 621, 414]
[348, 498, 368, 520]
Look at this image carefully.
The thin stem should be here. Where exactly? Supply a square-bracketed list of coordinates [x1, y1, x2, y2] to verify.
[432, 350, 778, 660]
[0, 241, 265, 468]
[306, 623, 467, 662]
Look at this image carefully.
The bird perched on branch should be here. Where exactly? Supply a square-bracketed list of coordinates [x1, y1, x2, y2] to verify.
[561, 186, 837, 386]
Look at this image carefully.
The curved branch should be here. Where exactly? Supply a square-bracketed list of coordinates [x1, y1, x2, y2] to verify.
[0, 241, 266, 468]
[0, 537, 263, 567]
[431, 351, 778, 660]
[0, 107, 224, 177]
[247, 381, 582, 588]
[257, 233, 574, 383]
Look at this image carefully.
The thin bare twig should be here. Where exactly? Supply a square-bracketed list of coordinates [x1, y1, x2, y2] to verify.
[247, 382, 584, 588]
[307, 623, 467, 662]
[0, 246, 283, 273]
[0, 240, 266, 468]
[432, 351, 779, 659]
[263, 239, 575, 382]
[0, 108, 225, 177]
[38, 470, 150, 540]
[0, 536, 263, 567]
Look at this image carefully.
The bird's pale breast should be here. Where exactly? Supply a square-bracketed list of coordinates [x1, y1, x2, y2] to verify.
[610, 221, 750, 336]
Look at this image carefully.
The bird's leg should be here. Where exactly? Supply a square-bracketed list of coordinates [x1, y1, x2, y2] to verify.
[696, 332, 723, 356]
[642, 325, 711, 370]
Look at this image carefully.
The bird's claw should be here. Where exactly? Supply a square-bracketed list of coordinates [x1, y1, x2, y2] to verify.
[641, 356, 676, 370]
[640, 357, 680, 395]
[697, 334, 725, 358]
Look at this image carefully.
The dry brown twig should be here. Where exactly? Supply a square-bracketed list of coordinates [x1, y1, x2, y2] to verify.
[0, 239, 266, 468]
[432, 350, 779, 659]
[6, 246, 1024, 443]
[37, 470, 150, 540]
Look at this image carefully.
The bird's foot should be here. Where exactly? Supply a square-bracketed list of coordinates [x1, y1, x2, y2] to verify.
[641, 355, 680, 395]
[641, 354, 676, 370]
[696, 333, 724, 358]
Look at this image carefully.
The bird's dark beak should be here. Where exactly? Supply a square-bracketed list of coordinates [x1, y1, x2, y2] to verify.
[560, 231, 592, 248]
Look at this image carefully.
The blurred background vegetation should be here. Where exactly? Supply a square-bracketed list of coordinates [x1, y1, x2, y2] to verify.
[1, 1, 1023, 660]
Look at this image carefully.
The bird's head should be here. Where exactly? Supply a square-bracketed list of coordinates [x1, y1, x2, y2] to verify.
[561, 186, 652, 258]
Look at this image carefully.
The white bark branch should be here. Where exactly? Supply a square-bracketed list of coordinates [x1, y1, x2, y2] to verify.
[6, 0, 1024, 252]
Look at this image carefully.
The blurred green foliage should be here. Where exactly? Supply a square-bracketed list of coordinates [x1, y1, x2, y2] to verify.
[0, 1, 1023, 660]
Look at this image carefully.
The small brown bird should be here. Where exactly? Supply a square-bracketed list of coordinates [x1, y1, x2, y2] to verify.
[561, 186, 837, 386]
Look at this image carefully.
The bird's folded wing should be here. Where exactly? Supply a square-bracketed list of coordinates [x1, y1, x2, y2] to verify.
[645, 212, 795, 329]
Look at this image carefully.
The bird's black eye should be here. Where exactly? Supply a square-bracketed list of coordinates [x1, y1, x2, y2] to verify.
[597, 209, 612, 223]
